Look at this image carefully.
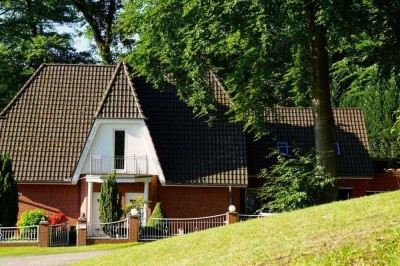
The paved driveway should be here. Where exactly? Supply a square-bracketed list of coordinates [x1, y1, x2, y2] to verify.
[0, 250, 112, 266]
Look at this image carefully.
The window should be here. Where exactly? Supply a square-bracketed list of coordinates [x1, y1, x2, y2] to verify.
[334, 142, 340, 155]
[277, 141, 289, 154]
[114, 130, 125, 169]
[339, 188, 352, 200]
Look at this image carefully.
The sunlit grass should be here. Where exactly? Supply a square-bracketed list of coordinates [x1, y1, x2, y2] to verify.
[76, 190, 400, 265]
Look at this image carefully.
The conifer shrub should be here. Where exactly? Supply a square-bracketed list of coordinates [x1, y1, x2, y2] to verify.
[99, 172, 122, 223]
[0, 153, 19, 226]
[148, 202, 167, 230]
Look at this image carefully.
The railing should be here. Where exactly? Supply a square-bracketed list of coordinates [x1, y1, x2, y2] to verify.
[49, 222, 70, 246]
[0, 225, 39, 242]
[87, 219, 129, 239]
[139, 214, 226, 241]
[90, 155, 148, 175]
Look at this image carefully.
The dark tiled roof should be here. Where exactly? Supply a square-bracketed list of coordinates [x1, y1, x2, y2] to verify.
[0, 63, 144, 182]
[0, 64, 247, 185]
[96, 63, 144, 118]
[247, 108, 374, 177]
[134, 77, 248, 186]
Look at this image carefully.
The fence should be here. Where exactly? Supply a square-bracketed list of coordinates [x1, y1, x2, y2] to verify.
[139, 214, 226, 241]
[87, 218, 129, 239]
[49, 222, 70, 247]
[0, 225, 39, 243]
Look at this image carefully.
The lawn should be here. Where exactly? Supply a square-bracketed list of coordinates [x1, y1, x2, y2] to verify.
[0, 243, 140, 257]
[76, 190, 400, 265]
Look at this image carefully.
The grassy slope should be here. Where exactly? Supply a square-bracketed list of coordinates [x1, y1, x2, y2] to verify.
[77, 191, 399, 265]
[0, 243, 139, 257]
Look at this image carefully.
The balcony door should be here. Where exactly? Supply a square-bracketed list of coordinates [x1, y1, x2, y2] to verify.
[114, 130, 125, 172]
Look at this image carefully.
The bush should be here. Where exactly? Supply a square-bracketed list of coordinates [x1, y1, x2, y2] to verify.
[48, 212, 68, 225]
[148, 202, 166, 230]
[0, 153, 19, 227]
[258, 148, 335, 212]
[121, 195, 149, 218]
[99, 172, 122, 223]
[17, 209, 47, 227]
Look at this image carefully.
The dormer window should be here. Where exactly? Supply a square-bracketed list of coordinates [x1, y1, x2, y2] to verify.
[114, 130, 125, 169]
[277, 141, 289, 154]
[334, 142, 340, 155]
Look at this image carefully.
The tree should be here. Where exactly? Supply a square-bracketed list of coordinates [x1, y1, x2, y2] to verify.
[258, 149, 335, 212]
[329, 2, 400, 160]
[0, 154, 19, 227]
[119, 0, 374, 201]
[70, 0, 123, 64]
[0, 0, 94, 110]
[99, 172, 122, 223]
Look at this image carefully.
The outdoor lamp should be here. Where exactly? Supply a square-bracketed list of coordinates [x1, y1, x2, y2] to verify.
[228, 205, 236, 213]
[130, 208, 139, 216]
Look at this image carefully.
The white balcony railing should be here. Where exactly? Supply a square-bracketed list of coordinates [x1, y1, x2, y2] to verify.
[90, 155, 148, 175]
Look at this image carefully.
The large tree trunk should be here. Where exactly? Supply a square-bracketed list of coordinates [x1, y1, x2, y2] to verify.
[305, 3, 338, 202]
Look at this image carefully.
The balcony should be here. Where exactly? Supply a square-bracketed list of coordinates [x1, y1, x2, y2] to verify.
[90, 155, 148, 175]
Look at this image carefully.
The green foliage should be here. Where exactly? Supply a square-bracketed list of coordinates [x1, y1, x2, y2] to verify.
[70, 0, 124, 64]
[0, 153, 19, 227]
[121, 195, 149, 219]
[258, 149, 335, 212]
[147, 202, 166, 229]
[118, 0, 372, 137]
[17, 209, 47, 227]
[0, 0, 94, 110]
[99, 172, 122, 223]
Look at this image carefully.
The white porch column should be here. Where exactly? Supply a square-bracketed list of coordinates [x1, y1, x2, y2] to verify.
[87, 181, 93, 223]
[143, 181, 150, 225]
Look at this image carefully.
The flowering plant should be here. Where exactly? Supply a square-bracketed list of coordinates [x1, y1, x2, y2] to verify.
[49, 212, 68, 225]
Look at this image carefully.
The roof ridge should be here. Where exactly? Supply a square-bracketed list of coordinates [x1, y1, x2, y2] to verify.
[122, 62, 145, 118]
[0, 64, 46, 117]
[40, 63, 118, 67]
[94, 62, 123, 117]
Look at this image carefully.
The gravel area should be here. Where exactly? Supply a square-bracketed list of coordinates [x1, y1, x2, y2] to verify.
[0, 250, 112, 266]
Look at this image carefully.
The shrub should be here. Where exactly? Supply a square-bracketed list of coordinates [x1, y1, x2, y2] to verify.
[148, 202, 166, 229]
[48, 212, 68, 225]
[121, 195, 149, 218]
[17, 209, 47, 227]
[0, 153, 19, 227]
[99, 172, 122, 223]
[258, 148, 335, 213]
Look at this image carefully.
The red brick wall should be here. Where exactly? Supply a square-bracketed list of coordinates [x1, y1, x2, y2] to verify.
[150, 177, 241, 218]
[18, 182, 82, 225]
[339, 173, 400, 197]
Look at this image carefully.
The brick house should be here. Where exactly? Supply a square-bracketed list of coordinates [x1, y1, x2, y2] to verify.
[0, 63, 398, 224]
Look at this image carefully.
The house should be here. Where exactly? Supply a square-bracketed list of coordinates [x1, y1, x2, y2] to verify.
[0, 63, 398, 224]
[0, 63, 246, 224]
